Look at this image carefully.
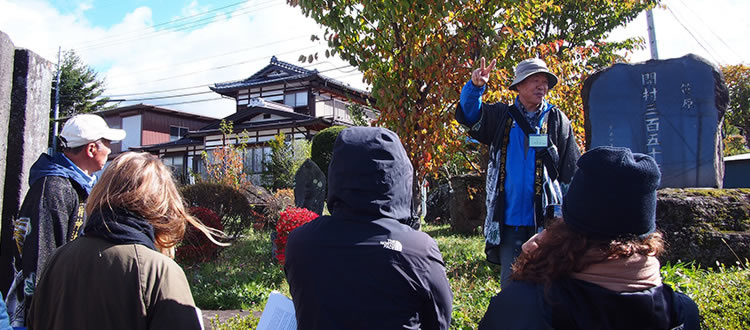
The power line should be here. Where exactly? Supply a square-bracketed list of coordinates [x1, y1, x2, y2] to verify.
[105, 64, 356, 103]
[75, 0, 249, 47]
[103, 84, 208, 98]
[151, 97, 227, 107]
[113, 90, 215, 102]
[665, 5, 723, 64]
[105, 34, 311, 79]
[77, 0, 279, 51]
[79, 1, 279, 51]
[105, 44, 325, 91]
[102, 59, 359, 98]
[673, 0, 744, 63]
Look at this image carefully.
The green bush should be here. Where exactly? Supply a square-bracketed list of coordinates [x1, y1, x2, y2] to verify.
[263, 132, 311, 191]
[180, 182, 261, 238]
[311, 125, 346, 177]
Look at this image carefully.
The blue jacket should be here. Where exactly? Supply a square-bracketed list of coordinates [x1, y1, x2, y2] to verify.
[478, 278, 700, 329]
[457, 81, 580, 263]
[285, 127, 453, 330]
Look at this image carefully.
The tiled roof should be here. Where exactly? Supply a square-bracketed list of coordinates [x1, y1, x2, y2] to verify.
[197, 103, 316, 132]
[133, 136, 203, 151]
[89, 104, 218, 121]
[212, 56, 317, 91]
[210, 56, 370, 97]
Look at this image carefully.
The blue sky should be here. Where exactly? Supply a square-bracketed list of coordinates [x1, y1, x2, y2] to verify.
[1, 0, 748, 118]
[47, 0, 172, 26]
[47, 0, 244, 32]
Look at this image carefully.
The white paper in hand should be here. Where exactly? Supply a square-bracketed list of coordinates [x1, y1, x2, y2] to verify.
[256, 291, 297, 330]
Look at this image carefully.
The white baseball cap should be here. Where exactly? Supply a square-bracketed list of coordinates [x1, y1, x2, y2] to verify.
[60, 114, 126, 148]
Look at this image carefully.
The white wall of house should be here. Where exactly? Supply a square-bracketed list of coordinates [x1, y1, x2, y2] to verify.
[315, 95, 354, 124]
[121, 115, 142, 150]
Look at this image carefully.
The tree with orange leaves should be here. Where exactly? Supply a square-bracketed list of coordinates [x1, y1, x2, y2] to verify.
[288, 0, 655, 180]
[721, 64, 750, 156]
[201, 120, 251, 190]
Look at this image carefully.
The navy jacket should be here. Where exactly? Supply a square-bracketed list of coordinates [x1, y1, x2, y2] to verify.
[478, 278, 700, 330]
[285, 127, 453, 330]
[6, 153, 92, 326]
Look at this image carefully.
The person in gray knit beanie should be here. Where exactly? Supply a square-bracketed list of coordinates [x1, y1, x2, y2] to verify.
[477, 146, 700, 330]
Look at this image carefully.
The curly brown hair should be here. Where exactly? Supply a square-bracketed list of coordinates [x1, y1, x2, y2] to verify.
[511, 218, 665, 285]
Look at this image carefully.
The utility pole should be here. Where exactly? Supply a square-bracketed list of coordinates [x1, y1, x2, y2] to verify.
[52, 46, 61, 153]
[646, 9, 659, 60]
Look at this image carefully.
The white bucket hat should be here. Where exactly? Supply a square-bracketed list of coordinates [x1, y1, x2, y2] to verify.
[60, 114, 126, 148]
[509, 58, 559, 91]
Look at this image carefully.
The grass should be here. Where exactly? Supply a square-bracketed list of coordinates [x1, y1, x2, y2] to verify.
[182, 224, 750, 329]
[661, 260, 750, 329]
[182, 229, 289, 311]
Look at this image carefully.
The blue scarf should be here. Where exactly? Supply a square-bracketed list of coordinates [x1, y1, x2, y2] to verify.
[83, 208, 157, 251]
[29, 153, 95, 195]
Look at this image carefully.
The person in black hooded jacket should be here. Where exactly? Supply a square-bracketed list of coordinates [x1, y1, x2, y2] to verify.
[284, 127, 453, 330]
[478, 146, 700, 330]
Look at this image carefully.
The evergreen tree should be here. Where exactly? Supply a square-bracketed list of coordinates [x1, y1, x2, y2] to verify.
[50, 49, 112, 148]
[264, 132, 311, 191]
[52, 49, 111, 117]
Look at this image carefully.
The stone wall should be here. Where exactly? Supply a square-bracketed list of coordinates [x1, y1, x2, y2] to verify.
[0, 31, 54, 294]
[444, 173, 750, 267]
[657, 188, 750, 267]
[448, 174, 485, 234]
[0, 31, 13, 224]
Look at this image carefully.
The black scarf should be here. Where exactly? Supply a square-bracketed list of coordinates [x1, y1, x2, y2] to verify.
[83, 207, 157, 251]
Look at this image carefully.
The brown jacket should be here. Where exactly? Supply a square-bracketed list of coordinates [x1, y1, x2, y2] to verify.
[27, 237, 202, 330]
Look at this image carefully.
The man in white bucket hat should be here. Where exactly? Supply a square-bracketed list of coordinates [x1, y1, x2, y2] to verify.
[454, 58, 580, 288]
[5, 114, 125, 326]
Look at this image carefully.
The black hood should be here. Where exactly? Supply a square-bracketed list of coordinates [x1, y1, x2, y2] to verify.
[327, 127, 413, 222]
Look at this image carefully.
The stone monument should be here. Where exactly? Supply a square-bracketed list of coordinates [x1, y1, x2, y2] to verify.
[582, 54, 729, 188]
[294, 159, 326, 215]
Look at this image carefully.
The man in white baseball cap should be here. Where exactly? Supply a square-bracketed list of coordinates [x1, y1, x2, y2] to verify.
[454, 57, 581, 289]
[5, 113, 124, 326]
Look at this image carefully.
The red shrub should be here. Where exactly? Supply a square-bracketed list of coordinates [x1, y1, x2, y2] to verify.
[274, 207, 319, 265]
[177, 207, 224, 264]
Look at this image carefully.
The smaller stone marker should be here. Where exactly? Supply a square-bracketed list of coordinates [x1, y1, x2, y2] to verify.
[294, 159, 326, 215]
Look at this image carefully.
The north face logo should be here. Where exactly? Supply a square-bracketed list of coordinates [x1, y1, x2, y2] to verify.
[379, 239, 403, 252]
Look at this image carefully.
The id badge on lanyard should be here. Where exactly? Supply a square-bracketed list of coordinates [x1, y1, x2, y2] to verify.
[529, 110, 549, 148]
[529, 133, 548, 147]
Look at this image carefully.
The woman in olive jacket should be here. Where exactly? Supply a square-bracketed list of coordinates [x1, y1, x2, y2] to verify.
[28, 152, 225, 330]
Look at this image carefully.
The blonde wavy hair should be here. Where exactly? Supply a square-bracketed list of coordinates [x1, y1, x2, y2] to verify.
[86, 152, 227, 254]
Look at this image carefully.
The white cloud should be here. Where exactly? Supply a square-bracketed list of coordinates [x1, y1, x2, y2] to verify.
[181, 0, 211, 18]
[609, 0, 749, 65]
[0, 0, 364, 118]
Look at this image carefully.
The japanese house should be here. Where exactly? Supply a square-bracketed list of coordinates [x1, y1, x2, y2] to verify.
[139, 56, 376, 184]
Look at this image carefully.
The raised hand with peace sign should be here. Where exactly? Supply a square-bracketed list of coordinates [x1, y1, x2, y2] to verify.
[471, 57, 497, 87]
